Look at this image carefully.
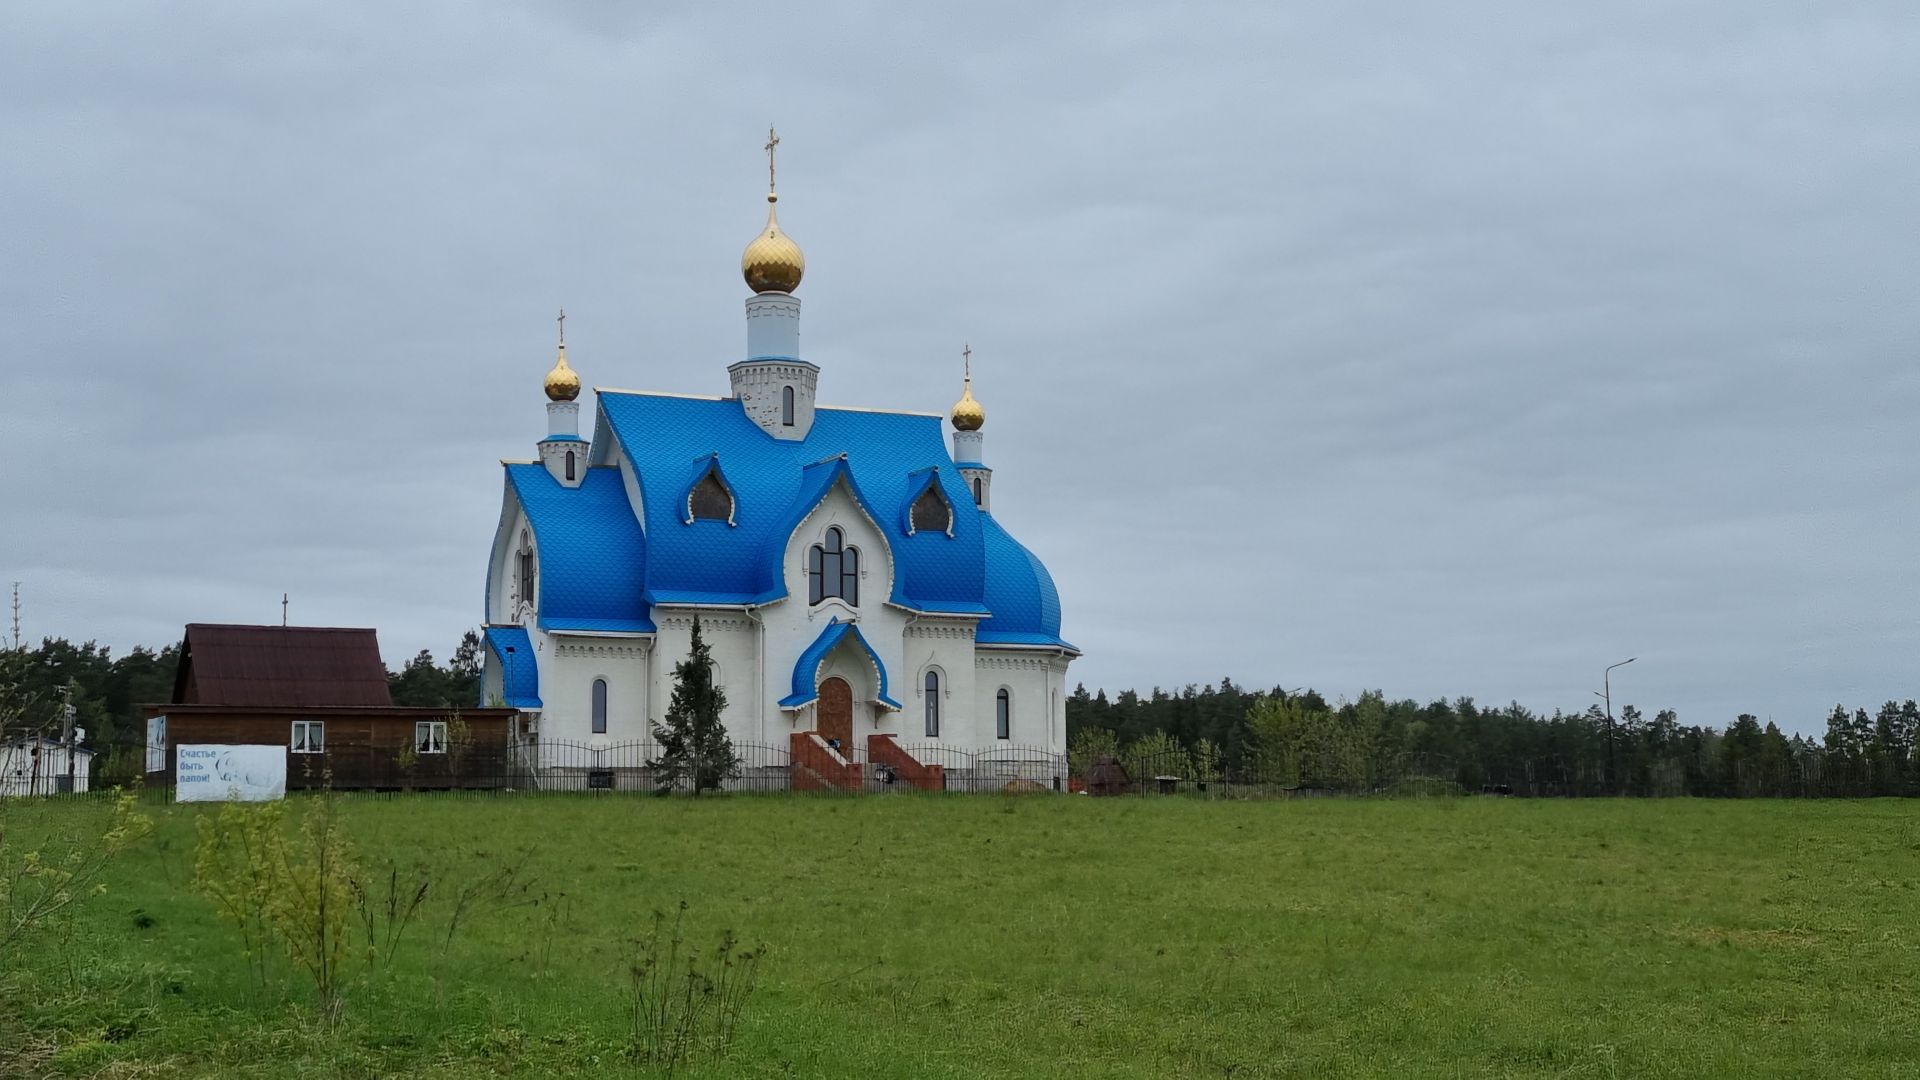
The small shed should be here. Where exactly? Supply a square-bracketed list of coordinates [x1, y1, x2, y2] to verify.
[1, 736, 94, 796]
[1085, 756, 1131, 797]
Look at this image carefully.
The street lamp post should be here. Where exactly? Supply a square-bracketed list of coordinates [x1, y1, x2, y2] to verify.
[1598, 657, 1636, 795]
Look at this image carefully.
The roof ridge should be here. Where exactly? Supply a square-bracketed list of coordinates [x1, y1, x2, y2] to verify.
[817, 404, 943, 418]
[594, 388, 730, 401]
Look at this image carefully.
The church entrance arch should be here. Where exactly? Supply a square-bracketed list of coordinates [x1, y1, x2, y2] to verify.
[817, 677, 854, 757]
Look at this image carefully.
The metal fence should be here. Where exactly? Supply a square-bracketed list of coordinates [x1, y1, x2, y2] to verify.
[523, 739, 1070, 794]
[0, 735, 1073, 798]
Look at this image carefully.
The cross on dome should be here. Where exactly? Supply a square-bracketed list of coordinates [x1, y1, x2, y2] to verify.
[742, 127, 805, 294]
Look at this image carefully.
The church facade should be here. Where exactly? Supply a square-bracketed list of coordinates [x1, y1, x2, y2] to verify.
[478, 148, 1076, 782]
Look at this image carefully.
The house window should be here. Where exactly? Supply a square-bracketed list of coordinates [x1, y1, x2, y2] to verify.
[416, 721, 448, 755]
[565, 449, 576, 481]
[996, 689, 1011, 740]
[781, 385, 795, 426]
[911, 484, 951, 534]
[690, 470, 732, 522]
[924, 670, 941, 738]
[592, 678, 608, 735]
[291, 720, 325, 754]
[516, 530, 536, 608]
[808, 527, 859, 606]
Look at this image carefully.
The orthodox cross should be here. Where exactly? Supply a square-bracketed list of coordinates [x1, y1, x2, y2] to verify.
[556, 307, 566, 345]
[765, 126, 780, 192]
[281, 593, 289, 627]
[962, 342, 972, 381]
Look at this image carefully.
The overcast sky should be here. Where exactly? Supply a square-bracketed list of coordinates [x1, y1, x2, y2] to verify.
[3, 2, 1914, 734]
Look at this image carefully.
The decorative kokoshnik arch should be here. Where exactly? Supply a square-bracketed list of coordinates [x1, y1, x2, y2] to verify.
[778, 618, 903, 712]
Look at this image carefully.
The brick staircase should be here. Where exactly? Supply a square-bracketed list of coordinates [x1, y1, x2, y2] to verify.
[789, 731, 863, 792]
[868, 734, 945, 792]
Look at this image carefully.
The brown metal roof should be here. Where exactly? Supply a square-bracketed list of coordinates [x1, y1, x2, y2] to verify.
[172, 624, 394, 708]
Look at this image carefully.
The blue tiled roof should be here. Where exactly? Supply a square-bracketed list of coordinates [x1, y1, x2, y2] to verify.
[500, 393, 1071, 650]
[977, 515, 1074, 650]
[483, 625, 542, 708]
[599, 394, 990, 613]
[778, 618, 902, 710]
[540, 434, 588, 443]
[504, 464, 654, 633]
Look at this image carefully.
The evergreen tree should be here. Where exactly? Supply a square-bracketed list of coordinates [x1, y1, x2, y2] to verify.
[649, 618, 739, 795]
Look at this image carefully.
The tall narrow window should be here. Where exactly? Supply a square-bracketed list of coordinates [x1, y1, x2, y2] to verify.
[565, 450, 576, 481]
[781, 385, 795, 427]
[972, 477, 983, 506]
[924, 670, 941, 738]
[996, 689, 1011, 740]
[911, 484, 952, 534]
[591, 678, 608, 734]
[516, 530, 536, 608]
[808, 527, 858, 606]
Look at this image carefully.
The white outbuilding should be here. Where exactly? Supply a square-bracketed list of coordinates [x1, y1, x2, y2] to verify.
[0, 736, 93, 796]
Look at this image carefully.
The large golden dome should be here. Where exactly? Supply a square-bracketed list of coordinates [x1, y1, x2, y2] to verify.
[951, 378, 985, 431]
[742, 193, 805, 294]
[544, 342, 580, 401]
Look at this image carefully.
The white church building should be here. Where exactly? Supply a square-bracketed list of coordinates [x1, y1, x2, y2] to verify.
[479, 142, 1076, 790]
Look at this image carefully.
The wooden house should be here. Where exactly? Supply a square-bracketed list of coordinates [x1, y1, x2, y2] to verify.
[142, 624, 517, 790]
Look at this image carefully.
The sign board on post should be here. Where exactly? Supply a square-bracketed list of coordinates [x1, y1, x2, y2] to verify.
[175, 745, 287, 802]
[146, 715, 167, 774]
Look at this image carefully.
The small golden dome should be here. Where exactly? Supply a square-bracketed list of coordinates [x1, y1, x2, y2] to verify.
[741, 193, 805, 294]
[951, 378, 985, 431]
[544, 343, 580, 401]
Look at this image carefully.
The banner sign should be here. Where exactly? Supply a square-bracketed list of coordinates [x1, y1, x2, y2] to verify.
[146, 715, 167, 774]
[176, 744, 287, 802]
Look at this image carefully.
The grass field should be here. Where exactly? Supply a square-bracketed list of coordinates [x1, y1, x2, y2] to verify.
[2, 794, 1917, 1078]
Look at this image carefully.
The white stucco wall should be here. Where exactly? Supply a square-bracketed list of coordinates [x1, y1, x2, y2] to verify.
[648, 611, 761, 743]
[538, 635, 652, 744]
[974, 650, 1071, 754]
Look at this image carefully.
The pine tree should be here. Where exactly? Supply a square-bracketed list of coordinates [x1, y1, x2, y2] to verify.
[648, 617, 739, 796]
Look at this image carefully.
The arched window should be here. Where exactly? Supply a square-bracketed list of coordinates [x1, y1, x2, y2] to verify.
[808, 526, 859, 606]
[564, 450, 576, 482]
[996, 688, 1011, 740]
[690, 470, 732, 522]
[516, 530, 536, 608]
[911, 484, 951, 535]
[924, 670, 941, 738]
[972, 477, 983, 506]
[591, 678, 608, 734]
[781, 385, 795, 427]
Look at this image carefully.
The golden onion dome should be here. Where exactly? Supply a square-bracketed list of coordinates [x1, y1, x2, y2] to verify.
[951, 378, 985, 431]
[741, 193, 805, 294]
[544, 343, 580, 401]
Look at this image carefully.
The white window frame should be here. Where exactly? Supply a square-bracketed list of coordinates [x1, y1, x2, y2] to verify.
[416, 720, 448, 755]
[291, 720, 325, 754]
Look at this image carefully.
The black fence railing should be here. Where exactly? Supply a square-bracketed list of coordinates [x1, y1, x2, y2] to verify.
[2, 736, 1073, 798]
[31, 736, 1851, 800]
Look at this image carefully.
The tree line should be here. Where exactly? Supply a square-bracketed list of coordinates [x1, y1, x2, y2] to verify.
[7, 631, 1916, 797]
[1067, 681, 1920, 797]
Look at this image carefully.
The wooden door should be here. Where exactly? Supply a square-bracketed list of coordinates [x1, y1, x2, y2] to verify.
[818, 677, 854, 757]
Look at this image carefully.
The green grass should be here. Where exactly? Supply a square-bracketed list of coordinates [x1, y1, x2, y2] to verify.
[3, 794, 1918, 1077]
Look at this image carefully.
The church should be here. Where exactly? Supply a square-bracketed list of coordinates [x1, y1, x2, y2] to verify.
[478, 138, 1076, 788]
